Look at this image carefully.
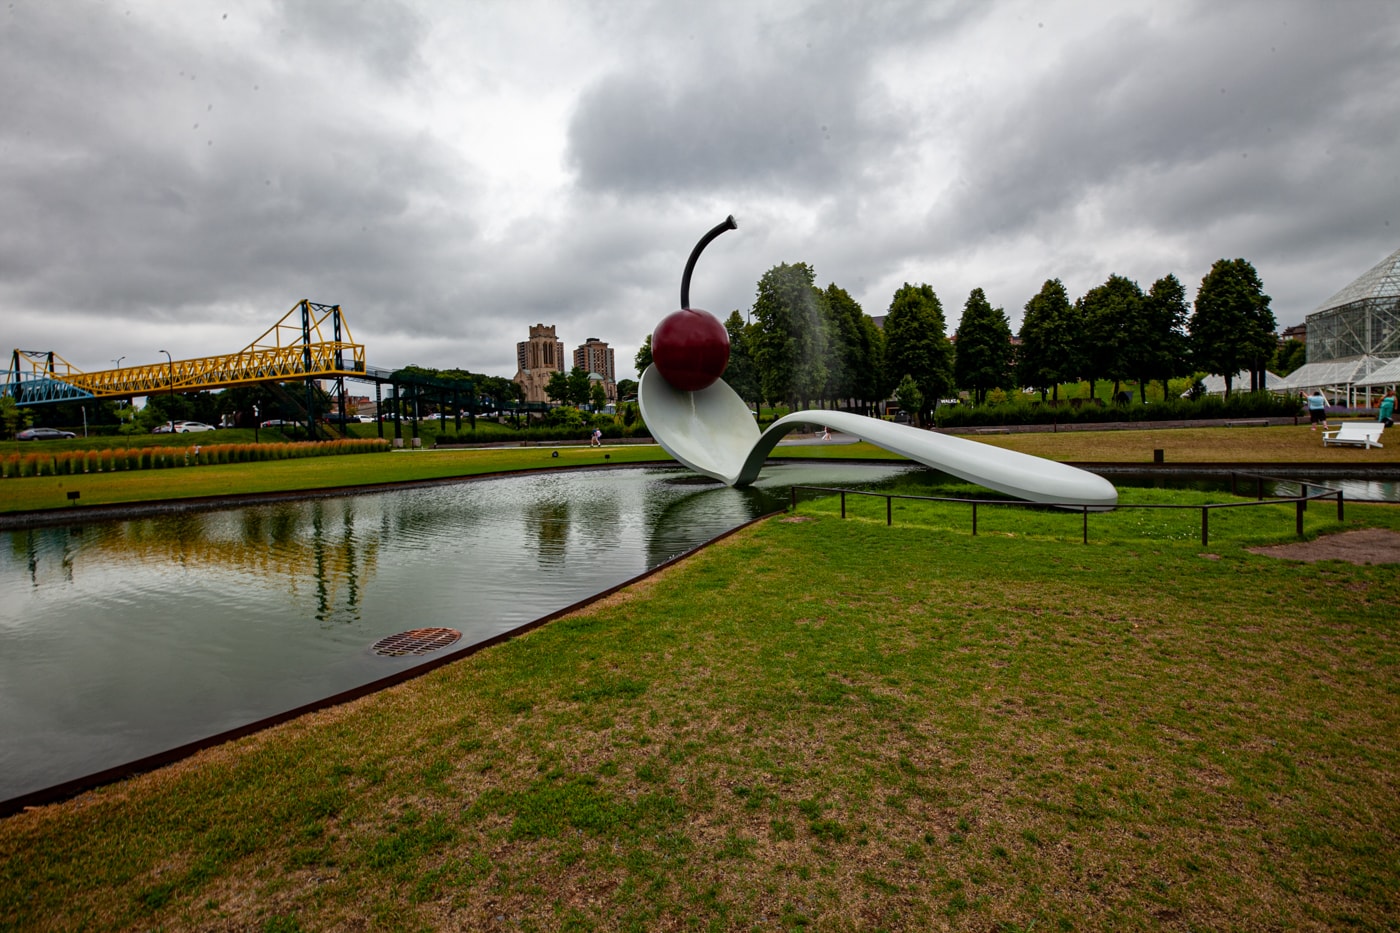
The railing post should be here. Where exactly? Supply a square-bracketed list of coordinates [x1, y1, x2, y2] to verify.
[1296, 498, 1304, 537]
[1201, 507, 1209, 547]
[886, 495, 892, 526]
[972, 501, 978, 536]
[841, 491, 846, 519]
[1083, 506, 1088, 545]
[1337, 490, 1344, 522]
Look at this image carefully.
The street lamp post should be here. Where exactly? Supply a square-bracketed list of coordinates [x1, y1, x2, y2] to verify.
[111, 357, 127, 410]
[159, 349, 174, 434]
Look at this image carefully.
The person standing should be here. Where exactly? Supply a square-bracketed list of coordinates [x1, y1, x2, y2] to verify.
[1307, 389, 1329, 431]
[1379, 389, 1396, 428]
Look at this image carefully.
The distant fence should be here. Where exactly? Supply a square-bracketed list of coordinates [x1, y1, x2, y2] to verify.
[789, 474, 1344, 546]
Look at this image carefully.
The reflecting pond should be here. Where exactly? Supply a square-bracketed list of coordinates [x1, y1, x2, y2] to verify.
[1106, 473, 1400, 503]
[0, 462, 917, 803]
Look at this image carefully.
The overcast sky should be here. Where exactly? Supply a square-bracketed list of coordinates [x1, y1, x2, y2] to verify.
[3, 0, 1398, 385]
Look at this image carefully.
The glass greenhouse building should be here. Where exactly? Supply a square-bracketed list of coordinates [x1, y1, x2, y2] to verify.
[1277, 246, 1400, 403]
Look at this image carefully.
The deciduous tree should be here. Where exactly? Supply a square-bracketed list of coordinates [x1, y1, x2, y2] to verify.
[883, 283, 953, 425]
[1130, 274, 1191, 401]
[544, 370, 570, 406]
[1272, 338, 1306, 377]
[893, 374, 922, 424]
[566, 366, 592, 407]
[953, 287, 1013, 404]
[821, 283, 883, 412]
[752, 262, 828, 410]
[1017, 279, 1078, 401]
[856, 313, 888, 413]
[1077, 274, 1143, 399]
[723, 311, 761, 410]
[1189, 258, 1276, 396]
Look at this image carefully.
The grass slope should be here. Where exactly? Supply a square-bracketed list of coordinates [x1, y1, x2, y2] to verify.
[1, 490, 1397, 931]
[0, 445, 671, 513]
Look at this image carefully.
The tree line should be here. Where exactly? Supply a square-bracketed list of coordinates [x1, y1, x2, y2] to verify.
[638, 257, 1281, 425]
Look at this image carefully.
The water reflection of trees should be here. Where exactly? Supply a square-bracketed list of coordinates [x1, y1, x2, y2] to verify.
[3, 501, 382, 623]
[7, 526, 82, 590]
[525, 494, 572, 569]
[520, 473, 631, 569]
[643, 475, 777, 569]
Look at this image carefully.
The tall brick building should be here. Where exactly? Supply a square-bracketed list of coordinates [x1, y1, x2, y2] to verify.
[573, 337, 617, 403]
[513, 324, 566, 404]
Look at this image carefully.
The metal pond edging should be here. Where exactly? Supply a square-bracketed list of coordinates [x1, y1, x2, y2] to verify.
[0, 506, 785, 817]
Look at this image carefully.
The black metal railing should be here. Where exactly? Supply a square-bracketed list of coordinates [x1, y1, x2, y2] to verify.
[789, 474, 1344, 546]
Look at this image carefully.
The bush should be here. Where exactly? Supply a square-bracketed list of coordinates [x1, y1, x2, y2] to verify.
[0, 437, 386, 481]
[933, 391, 1301, 429]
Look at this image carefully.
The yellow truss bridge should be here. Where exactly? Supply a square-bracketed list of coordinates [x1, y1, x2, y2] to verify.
[5, 301, 365, 405]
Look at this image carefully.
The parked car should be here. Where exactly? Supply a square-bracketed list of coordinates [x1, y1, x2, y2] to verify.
[16, 426, 77, 441]
[152, 421, 215, 434]
[260, 419, 294, 428]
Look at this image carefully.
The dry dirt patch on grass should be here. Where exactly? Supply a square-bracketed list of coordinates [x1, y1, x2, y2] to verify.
[1247, 527, 1400, 564]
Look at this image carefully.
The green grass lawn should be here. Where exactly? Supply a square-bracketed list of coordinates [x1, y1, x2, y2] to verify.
[1, 432, 1397, 931]
[0, 444, 672, 513]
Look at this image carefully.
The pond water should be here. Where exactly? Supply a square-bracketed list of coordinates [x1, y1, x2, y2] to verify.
[1106, 473, 1400, 503]
[0, 462, 917, 804]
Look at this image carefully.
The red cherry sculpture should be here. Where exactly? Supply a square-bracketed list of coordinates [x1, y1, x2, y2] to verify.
[651, 214, 739, 393]
[652, 307, 730, 391]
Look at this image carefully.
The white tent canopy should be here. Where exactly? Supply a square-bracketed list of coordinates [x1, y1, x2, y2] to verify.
[1354, 356, 1400, 387]
[1193, 370, 1282, 395]
[1274, 356, 1394, 404]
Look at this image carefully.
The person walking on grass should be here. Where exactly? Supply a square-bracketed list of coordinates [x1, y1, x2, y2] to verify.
[1307, 389, 1329, 431]
[1379, 389, 1396, 429]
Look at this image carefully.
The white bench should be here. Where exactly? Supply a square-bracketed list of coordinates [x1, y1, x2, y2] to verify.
[1322, 422, 1385, 449]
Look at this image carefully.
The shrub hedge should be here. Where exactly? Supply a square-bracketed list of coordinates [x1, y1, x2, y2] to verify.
[933, 392, 1302, 429]
[431, 423, 653, 446]
[1, 438, 389, 479]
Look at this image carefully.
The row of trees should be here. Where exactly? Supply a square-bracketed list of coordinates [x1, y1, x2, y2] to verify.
[638, 258, 1280, 425]
[544, 367, 609, 411]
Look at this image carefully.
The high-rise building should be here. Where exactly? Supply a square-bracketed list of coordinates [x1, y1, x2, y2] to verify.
[513, 324, 566, 404]
[573, 337, 617, 402]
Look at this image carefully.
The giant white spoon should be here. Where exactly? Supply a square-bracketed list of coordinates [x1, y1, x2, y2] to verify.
[638, 365, 1118, 506]
[637, 217, 1117, 508]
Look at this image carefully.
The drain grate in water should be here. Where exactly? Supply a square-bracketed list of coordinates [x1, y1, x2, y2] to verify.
[371, 627, 462, 657]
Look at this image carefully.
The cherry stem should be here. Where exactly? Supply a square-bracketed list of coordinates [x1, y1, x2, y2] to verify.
[680, 215, 738, 309]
